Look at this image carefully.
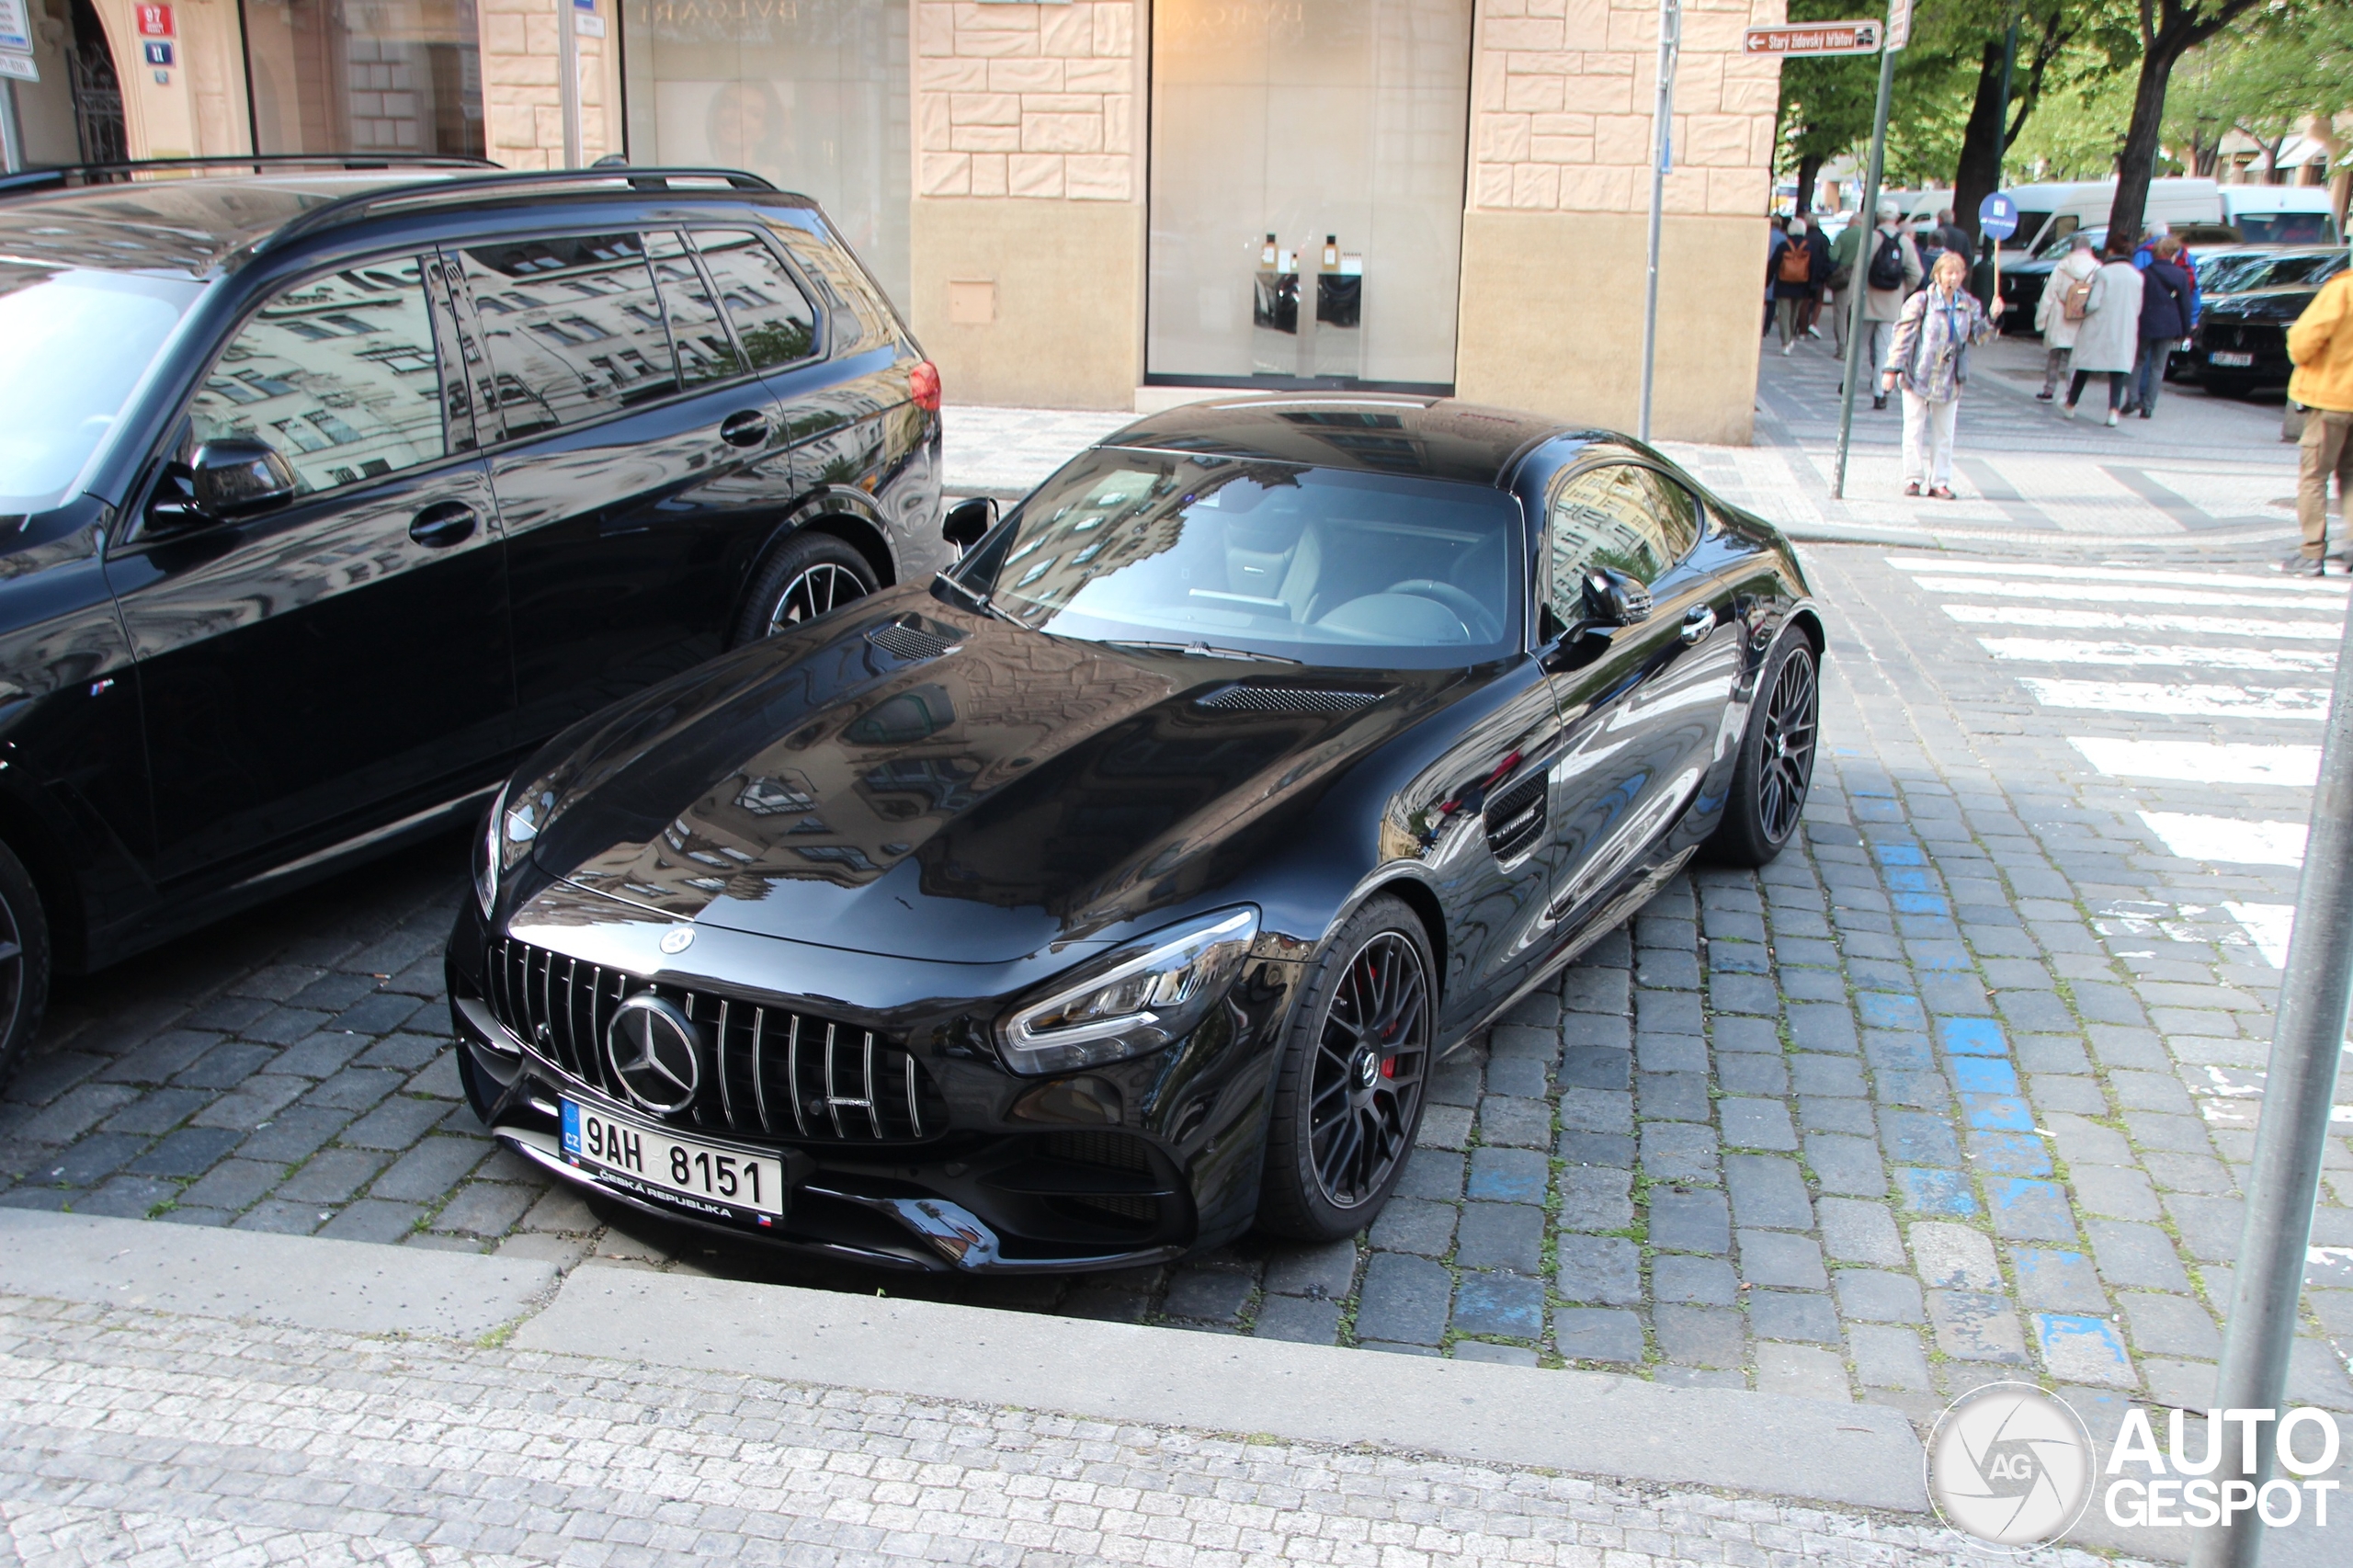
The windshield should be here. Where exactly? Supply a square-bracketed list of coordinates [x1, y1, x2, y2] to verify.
[2234, 212, 2338, 245]
[0, 265, 205, 511]
[2039, 225, 2101, 262]
[2009, 210, 2051, 249]
[2218, 252, 2346, 292]
[952, 449, 1524, 669]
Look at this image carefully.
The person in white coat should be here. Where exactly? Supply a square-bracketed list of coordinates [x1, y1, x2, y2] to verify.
[2063, 238, 2146, 426]
[2034, 233, 2100, 400]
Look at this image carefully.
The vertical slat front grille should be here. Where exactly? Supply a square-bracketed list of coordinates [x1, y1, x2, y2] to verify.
[483, 936, 943, 1143]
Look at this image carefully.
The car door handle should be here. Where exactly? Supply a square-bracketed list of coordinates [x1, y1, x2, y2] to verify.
[408, 501, 478, 549]
[720, 410, 771, 448]
[1680, 606, 1716, 645]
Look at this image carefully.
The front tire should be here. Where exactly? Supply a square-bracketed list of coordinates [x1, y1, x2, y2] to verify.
[0, 841, 52, 1095]
[732, 530, 879, 645]
[1257, 896, 1434, 1243]
[1707, 631, 1820, 867]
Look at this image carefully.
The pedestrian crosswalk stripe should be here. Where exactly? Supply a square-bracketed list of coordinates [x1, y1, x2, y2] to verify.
[1890, 554, 2346, 597]
[1978, 638, 2336, 674]
[2224, 902, 2294, 968]
[2141, 812, 2307, 866]
[2018, 678, 2332, 721]
[1900, 576, 2342, 613]
[1943, 604, 2347, 642]
[2069, 738, 2322, 785]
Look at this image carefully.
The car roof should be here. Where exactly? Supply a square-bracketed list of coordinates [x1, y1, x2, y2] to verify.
[0, 166, 796, 279]
[1098, 395, 1597, 486]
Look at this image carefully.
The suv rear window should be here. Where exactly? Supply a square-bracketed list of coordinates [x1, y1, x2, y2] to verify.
[456, 233, 677, 436]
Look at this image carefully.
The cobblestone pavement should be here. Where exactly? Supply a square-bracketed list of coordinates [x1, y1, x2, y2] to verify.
[0, 1293, 2124, 1567]
[4, 542, 2352, 1449]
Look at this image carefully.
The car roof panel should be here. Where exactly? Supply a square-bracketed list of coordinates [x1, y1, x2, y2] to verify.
[1101, 395, 1587, 486]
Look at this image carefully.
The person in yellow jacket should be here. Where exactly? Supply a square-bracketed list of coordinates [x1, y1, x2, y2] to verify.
[2284, 269, 2353, 576]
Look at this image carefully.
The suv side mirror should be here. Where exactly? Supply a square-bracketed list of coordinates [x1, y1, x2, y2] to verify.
[1581, 567, 1654, 628]
[192, 440, 299, 519]
[942, 495, 997, 554]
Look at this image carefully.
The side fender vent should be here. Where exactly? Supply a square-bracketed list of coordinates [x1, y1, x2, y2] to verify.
[1483, 772, 1548, 863]
[1196, 684, 1386, 715]
[867, 620, 960, 663]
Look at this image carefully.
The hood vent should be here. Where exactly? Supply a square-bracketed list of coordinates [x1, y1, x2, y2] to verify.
[1196, 683, 1386, 715]
[867, 620, 960, 663]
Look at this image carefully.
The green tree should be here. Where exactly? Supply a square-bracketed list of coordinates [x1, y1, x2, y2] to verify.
[1773, 0, 1882, 213]
[2164, 8, 2353, 183]
[2105, 0, 2278, 245]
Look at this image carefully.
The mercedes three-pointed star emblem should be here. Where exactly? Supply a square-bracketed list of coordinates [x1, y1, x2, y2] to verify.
[604, 993, 701, 1116]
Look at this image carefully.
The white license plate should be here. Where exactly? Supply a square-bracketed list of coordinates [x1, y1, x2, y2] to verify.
[561, 1098, 788, 1221]
[2209, 351, 2254, 367]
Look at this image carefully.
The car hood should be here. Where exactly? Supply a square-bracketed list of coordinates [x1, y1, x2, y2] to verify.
[2205, 286, 2315, 322]
[523, 593, 1460, 962]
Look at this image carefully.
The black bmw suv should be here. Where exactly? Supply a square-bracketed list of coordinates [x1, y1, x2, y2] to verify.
[0, 156, 942, 1089]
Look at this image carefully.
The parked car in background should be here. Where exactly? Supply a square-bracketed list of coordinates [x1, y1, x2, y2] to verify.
[2192, 250, 2352, 397]
[1994, 177, 2337, 258]
[448, 395, 1825, 1273]
[0, 156, 942, 1091]
[1999, 222, 2248, 333]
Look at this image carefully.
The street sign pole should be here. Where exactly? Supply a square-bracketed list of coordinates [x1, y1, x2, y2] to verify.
[1831, 12, 1904, 500]
[1637, 0, 1681, 445]
[0, 80, 20, 176]
[559, 0, 584, 168]
[2189, 593, 2353, 1568]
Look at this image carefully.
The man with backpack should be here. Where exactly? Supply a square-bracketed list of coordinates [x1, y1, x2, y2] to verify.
[1774, 214, 1824, 352]
[1860, 200, 1924, 409]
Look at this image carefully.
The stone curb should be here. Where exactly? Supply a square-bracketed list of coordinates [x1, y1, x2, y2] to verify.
[0, 1209, 1929, 1513]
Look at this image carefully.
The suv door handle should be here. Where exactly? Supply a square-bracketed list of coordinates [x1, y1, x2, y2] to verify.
[720, 410, 771, 448]
[1679, 606, 1716, 645]
[409, 501, 478, 549]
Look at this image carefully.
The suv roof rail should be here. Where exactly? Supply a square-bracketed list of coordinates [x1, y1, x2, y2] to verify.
[244, 165, 783, 258]
[0, 153, 501, 201]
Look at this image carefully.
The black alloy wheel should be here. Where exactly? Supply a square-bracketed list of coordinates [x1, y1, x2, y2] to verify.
[732, 530, 880, 646]
[0, 841, 52, 1095]
[1707, 631, 1819, 867]
[1258, 896, 1433, 1241]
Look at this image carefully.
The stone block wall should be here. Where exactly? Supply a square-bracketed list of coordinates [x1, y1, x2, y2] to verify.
[1471, 0, 1784, 220]
[913, 2, 1140, 203]
[476, 0, 622, 170]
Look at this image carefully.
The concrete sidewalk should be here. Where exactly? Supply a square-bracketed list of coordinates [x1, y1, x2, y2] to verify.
[0, 1210, 2096, 1568]
[942, 337, 2318, 562]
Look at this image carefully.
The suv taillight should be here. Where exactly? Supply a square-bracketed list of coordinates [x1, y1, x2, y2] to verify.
[910, 359, 941, 413]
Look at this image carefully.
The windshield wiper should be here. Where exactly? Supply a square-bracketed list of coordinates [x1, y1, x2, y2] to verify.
[1101, 639, 1302, 665]
[930, 571, 1019, 625]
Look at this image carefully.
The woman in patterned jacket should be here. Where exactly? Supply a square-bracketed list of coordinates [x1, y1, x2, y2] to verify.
[1881, 249, 2005, 498]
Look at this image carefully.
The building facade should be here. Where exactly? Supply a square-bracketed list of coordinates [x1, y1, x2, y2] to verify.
[5, 0, 1785, 441]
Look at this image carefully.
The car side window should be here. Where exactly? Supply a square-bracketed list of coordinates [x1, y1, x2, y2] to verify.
[1545, 463, 1701, 612]
[646, 231, 746, 389]
[692, 230, 820, 369]
[454, 233, 677, 437]
[186, 257, 445, 495]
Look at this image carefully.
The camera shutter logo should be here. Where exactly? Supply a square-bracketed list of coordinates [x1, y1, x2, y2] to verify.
[605, 994, 701, 1115]
[1927, 1382, 2095, 1549]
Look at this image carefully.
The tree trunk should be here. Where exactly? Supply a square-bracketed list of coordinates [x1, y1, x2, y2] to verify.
[1951, 40, 2009, 244]
[1794, 153, 1824, 218]
[2107, 38, 2193, 250]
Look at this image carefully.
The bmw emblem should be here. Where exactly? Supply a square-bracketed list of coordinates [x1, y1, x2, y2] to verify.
[659, 926, 695, 954]
[605, 994, 702, 1115]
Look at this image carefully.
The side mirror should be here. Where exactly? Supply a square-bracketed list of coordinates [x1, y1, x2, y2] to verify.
[1581, 567, 1654, 628]
[193, 439, 299, 518]
[942, 495, 997, 554]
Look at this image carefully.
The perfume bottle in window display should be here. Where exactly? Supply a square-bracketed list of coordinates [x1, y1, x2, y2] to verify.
[1252, 232, 1300, 375]
[1314, 234, 1362, 379]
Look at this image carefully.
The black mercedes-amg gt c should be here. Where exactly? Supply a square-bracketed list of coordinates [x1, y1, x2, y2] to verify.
[446, 395, 1824, 1273]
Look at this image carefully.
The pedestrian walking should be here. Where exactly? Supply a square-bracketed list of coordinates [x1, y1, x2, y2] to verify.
[1764, 214, 1790, 338]
[2128, 236, 2194, 419]
[1859, 200, 1923, 410]
[1773, 215, 1821, 352]
[1825, 212, 1862, 356]
[1795, 218, 1834, 339]
[1934, 208, 1974, 268]
[1881, 249, 2004, 498]
[2282, 263, 2353, 576]
[2061, 238, 2144, 426]
[2033, 233, 2099, 400]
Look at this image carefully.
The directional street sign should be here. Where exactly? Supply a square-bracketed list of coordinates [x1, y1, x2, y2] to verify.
[1978, 192, 2020, 241]
[1886, 0, 1914, 51]
[1742, 20, 1881, 56]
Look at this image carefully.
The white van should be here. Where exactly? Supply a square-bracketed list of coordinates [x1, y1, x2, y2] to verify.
[1996, 179, 2230, 253]
[2216, 185, 2339, 245]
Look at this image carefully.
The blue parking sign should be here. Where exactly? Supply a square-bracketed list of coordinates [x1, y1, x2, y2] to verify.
[1978, 193, 2019, 241]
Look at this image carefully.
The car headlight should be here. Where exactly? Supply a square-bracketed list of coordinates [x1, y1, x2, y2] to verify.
[472, 777, 563, 919]
[997, 907, 1259, 1075]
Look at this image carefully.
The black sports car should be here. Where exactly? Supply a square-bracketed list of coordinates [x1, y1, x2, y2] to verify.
[445, 396, 1824, 1272]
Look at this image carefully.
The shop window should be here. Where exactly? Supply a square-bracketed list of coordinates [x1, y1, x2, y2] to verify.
[693, 231, 818, 369]
[455, 234, 677, 436]
[242, 0, 485, 158]
[188, 258, 446, 494]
